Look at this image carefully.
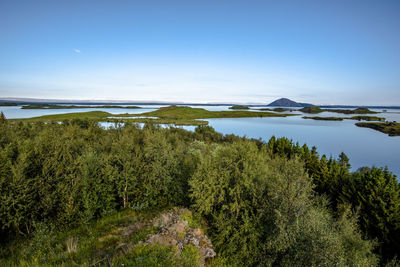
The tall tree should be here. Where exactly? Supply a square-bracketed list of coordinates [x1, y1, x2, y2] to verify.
[341, 167, 400, 262]
[0, 111, 6, 123]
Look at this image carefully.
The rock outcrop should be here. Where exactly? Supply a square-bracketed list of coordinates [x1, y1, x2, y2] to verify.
[147, 208, 216, 267]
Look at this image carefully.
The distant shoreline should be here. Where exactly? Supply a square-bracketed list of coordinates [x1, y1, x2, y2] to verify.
[1, 100, 400, 109]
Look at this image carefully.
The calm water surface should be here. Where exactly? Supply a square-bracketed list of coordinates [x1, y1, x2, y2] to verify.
[205, 116, 400, 176]
[0, 105, 163, 119]
[2, 105, 399, 176]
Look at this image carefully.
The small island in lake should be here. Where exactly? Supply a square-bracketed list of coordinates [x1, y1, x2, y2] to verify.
[356, 121, 400, 136]
[303, 116, 385, 122]
[0, 102, 18, 106]
[300, 106, 378, 115]
[10, 105, 296, 126]
[300, 106, 323, 114]
[229, 105, 250, 110]
[259, 107, 292, 112]
[329, 107, 378, 114]
[21, 104, 141, 109]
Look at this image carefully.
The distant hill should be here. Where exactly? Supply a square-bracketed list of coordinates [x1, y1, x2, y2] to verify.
[267, 98, 311, 107]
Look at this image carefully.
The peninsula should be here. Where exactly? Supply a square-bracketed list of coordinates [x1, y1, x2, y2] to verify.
[356, 122, 400, 136]
[10, 105, 295, 126]
[21, 104, 141, 109]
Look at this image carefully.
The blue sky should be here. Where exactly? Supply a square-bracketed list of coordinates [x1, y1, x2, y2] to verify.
[0, 0, 399, 105]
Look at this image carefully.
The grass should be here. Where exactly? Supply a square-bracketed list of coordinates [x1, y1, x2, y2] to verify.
[137, 105, 294, 120]
[0, 208, 210, 266]
[300, 106, 378, 115]
[113, 243, 201, 267]
[0, 209, 155, 266]
[258, 107, 292, 112]
[350, 116, 385, 121]
[328, 107, 378, 114]
[179, 210, 203, 229]
[10, 111, 112, 122]
[229, 105, 249, 110]
[300, 106, 323, 114]
[0, 102, 18, 106]
[302, 116, 385, 121]
[356, 121, 400, 136]
[302, 116, 343, 121]
[9, 110, 209, 126]
[271, 107, 290, 112]
[116, 118, 209, 126]
[21, 104, 141, 109]
[10, 105, 295, 126]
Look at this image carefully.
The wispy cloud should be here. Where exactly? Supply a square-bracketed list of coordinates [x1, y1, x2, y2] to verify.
[73, 49, 81, 53]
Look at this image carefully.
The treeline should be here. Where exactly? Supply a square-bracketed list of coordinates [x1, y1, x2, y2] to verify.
[0, 119, 399, 265]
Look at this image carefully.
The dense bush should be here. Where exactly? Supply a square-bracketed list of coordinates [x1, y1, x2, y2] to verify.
[341, 167, 400, 261]
[189, 140, 377, 266]
[0, 120, 399, 265]
[267, 136, 400, 264]
[0, 122, 198, 236]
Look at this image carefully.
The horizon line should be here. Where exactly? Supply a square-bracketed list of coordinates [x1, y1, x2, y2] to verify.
[1, 97, 400, 108]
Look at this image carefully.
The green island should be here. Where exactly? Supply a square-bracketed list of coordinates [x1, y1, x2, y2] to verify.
[303, 115, 385, 121]
[0, 102, 18, 106]
[1, 118, 399, 266]
[137, 105, 293, 120]
[303, 116, 342, 121]
[9, 110, 208, 126]
[300, 106, 378, 114]
[356, 121, 400, 136]
[21, 104, 141, 109]
[299, 106, 323, 113]
[329, 107, 378, 114]
[258, 107, 292, 112]
[10, 105, 295, 126]
[229, 105, 250, 110]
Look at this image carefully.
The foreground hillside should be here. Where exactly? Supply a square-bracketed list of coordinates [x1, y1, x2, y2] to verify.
[1, 207, 216, 266]
[1, 118, 399, 266]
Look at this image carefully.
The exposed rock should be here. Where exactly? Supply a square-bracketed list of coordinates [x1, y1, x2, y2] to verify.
[99, 208, 216, 266]
[146, 208, 216, 267]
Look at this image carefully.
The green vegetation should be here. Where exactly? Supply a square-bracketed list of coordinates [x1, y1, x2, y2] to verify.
[267, 138, 400, 265]
[0, 207, 209, 266]
[300, 106, 378, 115]
[351, 115, 385, 121]
[124, 118, 209, 126]
[259, 107, 291, 112]
[138, 105, 293, 122]
[11, 110, 112, 121]
[0, 102, 18, 106]
[303, 116, 343, 121]
[21, 104, 141, 109]
[10, 110, 209, 126]
[0, 118, 399, 265]
[300, 105, 323, 113]
[356, 121, 400, 136]
[340, 167, 400, 261]
[229, 105, 250, 110]
[303, 115, 385, 121]
[330, 107, 378, 114]
[0, 112, 5, 123]
[190, 141, 377, 266]
[10, 105, 295, 126]
[271, 107, 289, 112]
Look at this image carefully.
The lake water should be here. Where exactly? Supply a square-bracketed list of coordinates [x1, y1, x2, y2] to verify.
[1, 105, 399, 176]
